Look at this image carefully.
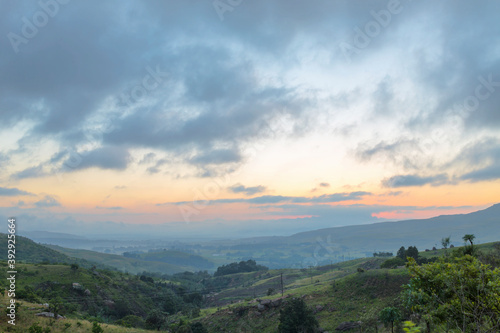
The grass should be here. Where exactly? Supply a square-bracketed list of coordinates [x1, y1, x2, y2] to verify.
[0, 293, 157, 333]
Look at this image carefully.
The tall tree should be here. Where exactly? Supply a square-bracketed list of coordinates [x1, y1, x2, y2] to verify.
[379, 307, 401, 333]
[406, 246, 419, 261]
[463, 234, 475, 246]
[397, 246, 406, 260]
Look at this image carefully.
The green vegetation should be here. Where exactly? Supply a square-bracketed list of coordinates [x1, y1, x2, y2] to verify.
[213, 259, 268, 276]
[379, 307, 402, 333]
[405, 254, 500, 331]
[4, 233, 500, 332]
[278, 298, 319, 333]
[46, 244, 195, 275]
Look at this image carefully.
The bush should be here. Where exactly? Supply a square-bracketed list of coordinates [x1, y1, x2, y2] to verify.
[115, 315, 145, 328]
[92, 322, 104, 333]
[381, 257, 405, 269]
[191, 322, 208, 333]
[28, 324, 43, 333]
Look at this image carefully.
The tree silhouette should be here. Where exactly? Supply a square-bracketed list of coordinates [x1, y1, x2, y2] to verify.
[441, 237, 450, 249]
[463, 234, 475, 246]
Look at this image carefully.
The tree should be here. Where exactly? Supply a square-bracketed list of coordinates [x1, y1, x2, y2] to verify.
[379, 307, 401, 333]
[404, 255, 500, 332]
[463, 234, 475, 246]
[405, 246, 419, 261]
[146, 309, 167, 331]
[49, 295, 63, 319]
[441, 237, 450, 249]
[397, 246, 406, 260]
[278, 298, 319, 333]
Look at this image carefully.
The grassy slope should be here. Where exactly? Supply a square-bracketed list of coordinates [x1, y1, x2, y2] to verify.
[194, 242, 500, 332]
[195, 257, 408, 332]
[0, 293, 156, 333]
[0, 233, 113, 271]
[0, 262, 160, 317]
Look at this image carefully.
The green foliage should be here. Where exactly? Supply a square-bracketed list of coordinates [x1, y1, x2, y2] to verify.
[397, 246, 406, 260]
[63, 323, 72, 330]
[463, 233, 476, 245]
[115, 314, 145, 328]
[373, 251, 393, 257]
[49, 295, 63, 318]
[214, 259, 268, 276]
[146, 309, 167, 331]
[405, 246, 419, 261]
[379, 307, 402, 333]
[17, 286, 41, 303]
[404, 255, 500, 332]
[267, 287, 275, 296]
[28, 323, 44, 333]
[190, 321, 208, 333]
[278, 298, 319, 333]
[402, 321, 422, 332]
[381, 257, 405, 269]
[91, 322, 104, 333]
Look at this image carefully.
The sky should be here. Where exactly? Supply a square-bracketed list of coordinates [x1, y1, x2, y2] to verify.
[0, 0, 499, 238]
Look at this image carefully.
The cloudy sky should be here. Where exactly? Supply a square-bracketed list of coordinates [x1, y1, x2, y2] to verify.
[1, 0, 499, 237]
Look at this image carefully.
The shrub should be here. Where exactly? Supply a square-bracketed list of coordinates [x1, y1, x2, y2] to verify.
[92, 322, 104, 333]
[380, 257, 405, 269]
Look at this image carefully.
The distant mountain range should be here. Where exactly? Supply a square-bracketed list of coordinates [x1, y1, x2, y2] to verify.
[244, 203, 500, 254]
[11, 204, 500, 271]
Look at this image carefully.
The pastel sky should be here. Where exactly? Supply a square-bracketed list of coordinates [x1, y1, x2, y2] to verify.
[1, 0, 499, 238]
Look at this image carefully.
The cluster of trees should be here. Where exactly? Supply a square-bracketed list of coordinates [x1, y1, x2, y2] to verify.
[373, 251, 393, 257]
[213, 259, 268, 276]
[381, 245, 437, 268]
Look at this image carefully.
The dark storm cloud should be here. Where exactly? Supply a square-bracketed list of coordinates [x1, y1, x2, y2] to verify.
[1, 0, 499, 181]
[382, 174, 449, 188]
[228, 184, 267, 196]
[0, 187, 34, 196]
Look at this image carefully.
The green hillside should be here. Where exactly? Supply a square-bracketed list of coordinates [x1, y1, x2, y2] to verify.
[46, 245, 194, 275]
[0, 233, 112, 271]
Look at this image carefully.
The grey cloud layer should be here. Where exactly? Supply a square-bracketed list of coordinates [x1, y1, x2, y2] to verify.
[160, 191, 371, 206]
[1, 0, 499, 184]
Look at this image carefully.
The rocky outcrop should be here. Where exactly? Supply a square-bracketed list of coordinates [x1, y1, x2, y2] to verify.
[335, 321, 361, 331]
[36, 312, 65, 319]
